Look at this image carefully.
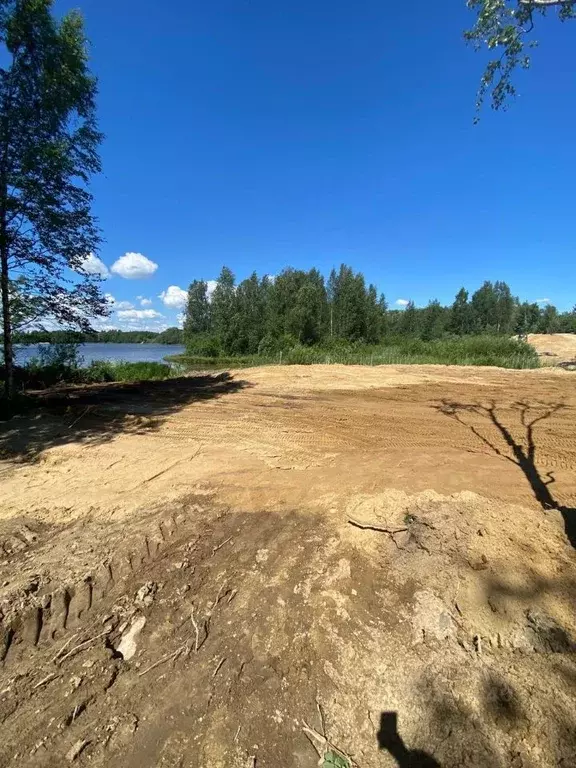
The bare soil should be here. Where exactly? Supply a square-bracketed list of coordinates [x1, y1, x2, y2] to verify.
[527, 334, 576, 367]
[0, 364, 575, 767]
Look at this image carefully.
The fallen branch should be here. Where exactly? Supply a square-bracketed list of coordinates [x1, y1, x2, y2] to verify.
[348, 518, 408, 535]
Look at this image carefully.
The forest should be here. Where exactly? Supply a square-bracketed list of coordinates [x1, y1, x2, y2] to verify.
[182, 265, 576, 357]
[13, 327, 184, 345]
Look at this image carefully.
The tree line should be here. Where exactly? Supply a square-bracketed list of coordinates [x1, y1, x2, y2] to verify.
[13, 327, 184, 346]
[183, 266, 575, 356]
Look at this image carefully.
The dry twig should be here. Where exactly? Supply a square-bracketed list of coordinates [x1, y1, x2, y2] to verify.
[316, 699, 327, 737]
[138, 645, 185, 677]
[190, 605, 200, 652]
[302, 720, 358, 767]
[56, 630, 110, 666]
[33, 673, 59, 690]
[68, 407, 92, 430]
[348, 518, 408, 535]
[51, 632, 80, 664]
[212, 657, 226, 678]
[212, 582, 226, 611]
[212, 536, 232, 556]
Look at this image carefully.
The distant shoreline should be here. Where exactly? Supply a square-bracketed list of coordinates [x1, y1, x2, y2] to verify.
[14, 341, 183, 346]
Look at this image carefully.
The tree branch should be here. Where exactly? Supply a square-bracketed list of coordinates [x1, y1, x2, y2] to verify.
[520, 0, 573, 6]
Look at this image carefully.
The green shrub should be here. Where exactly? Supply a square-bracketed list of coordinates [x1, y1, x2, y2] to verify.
[185, 333, 221, 358]
[24, 342, 84, 387]
[257, 334, 298, 355]
[83, 360, 116, 382]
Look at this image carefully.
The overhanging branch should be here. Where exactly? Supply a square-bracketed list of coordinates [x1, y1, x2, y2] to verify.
[519, 0, 574, 6]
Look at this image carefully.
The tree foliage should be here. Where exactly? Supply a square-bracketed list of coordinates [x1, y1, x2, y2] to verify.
[0, 0, 104, 397]
[466, 0, 575, 113]
[183, 279, 211, 338]
[183, 265, 575, 356]
[14, 327, 185, 344]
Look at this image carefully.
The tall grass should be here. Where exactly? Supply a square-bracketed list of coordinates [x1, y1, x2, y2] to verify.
[172, 336, 540, 371]
[283, 336, 540, 369]
[17, 359, 173, 389]
[83, 360, 173, 383]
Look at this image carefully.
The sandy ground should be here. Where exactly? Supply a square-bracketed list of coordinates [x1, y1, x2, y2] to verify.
[0, 364, 575, 767]
[527, 333, 576, 366]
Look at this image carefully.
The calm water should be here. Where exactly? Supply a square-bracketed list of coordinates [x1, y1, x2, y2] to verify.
[15, 343, 185, 366]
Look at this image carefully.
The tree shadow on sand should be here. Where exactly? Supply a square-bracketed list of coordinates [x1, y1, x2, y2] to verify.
[0, 372, 250, 463]
[435, 398, 576, 550]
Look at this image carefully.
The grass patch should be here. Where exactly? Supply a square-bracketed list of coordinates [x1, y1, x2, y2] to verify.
[83, 360, 173, 383]
[164, 354, 266, 369]
[5, 359, 174, 391]
[172, 336, 540, 371]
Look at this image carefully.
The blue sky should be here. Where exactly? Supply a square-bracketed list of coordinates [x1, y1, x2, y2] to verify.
[58, 0, 575, 329]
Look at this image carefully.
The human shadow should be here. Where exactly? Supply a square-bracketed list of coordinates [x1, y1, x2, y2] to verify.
[435, 399, 576, 549]
[377, 712, 442, 767]
[0, 372, 250, 462]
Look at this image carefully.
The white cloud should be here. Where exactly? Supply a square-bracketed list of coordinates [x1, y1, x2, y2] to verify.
[104, 294, 133, 310]
[207, 280, 217, 301]
[111, 252, 158, 280]
[80, 252, 109, 278]
[395, 298, 409, 307]
[117, 308, 164, 320]
[535, 298, 550, 304]
[177, 312, 185, 328]
[91, 319, 119, 331]
[159, 285, 187, 309]
[139, 297, 153, 307]
[123, 320, 167, 331]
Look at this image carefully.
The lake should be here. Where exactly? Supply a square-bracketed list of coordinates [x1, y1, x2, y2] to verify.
[15, 343, 185, 366]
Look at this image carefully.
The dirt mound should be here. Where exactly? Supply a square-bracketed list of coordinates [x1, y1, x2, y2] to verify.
[527, 334, 576, 366]
[1, 364, 575, 766]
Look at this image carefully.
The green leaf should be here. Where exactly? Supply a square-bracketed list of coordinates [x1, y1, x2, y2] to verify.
[322, 751, 350, 768]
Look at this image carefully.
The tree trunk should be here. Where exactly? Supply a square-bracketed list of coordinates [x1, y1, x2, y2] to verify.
[0, 235, 13, 400]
